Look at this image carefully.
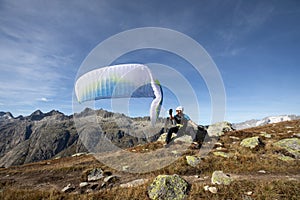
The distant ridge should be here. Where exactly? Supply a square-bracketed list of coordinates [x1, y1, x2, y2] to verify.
[232, 114, 300, 130]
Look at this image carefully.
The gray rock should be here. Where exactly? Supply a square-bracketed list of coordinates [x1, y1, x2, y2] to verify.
[186, 156, 201, 167]
[203, 185, 217, 193]
[148, 174, 189, 200]
[211, 171, 232, 185]
[87, 168, 104, 181]
[174, 135, 193, 143]
[62, 183, 75, 193]
[260, 132, 272, 138]
[79, 182, 89, 188]
[240, 136, 262, 149]
[120, 179, 148, 188]
[273, 138, 300, 158]
[101, 175, 120, 188]
[207, 121, 234, 137]
[213, 151, 230, 158]
[208, 186, 218, 194]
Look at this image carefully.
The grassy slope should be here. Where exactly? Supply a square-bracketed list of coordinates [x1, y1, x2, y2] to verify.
[0, 120, 300, 199]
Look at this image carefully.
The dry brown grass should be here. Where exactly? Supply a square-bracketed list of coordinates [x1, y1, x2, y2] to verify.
[188, 179, 300, 200]
[0, 120, 300, 199]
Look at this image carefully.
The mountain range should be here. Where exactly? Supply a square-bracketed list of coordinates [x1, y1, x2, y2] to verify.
[0, 109, 298, 168]
[0, 109, 167, 168]
[232, 115, 300, 130]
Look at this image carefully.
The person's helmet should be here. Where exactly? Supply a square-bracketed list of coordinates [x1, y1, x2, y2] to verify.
[176, 106, 184, 112]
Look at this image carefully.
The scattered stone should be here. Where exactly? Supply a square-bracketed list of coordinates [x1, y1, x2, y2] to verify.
[186, 156, 201, 167]
[293, 133, 300, 138]
[204, 185, 218, 194]
[87, 168, 104, 181]
[79, 182, 89, 188]
[229, 136, 240, 140]
[260, 132, 272, 138]
[213, 151, 230, 158]
[216, 147, 227, 151]
[62, 183, 75, 193]
[203, 185, 210, 191]
[101, 175, 120, 188]
[258, 170, 266, 174]
[240, 136, 262, 149]
[120, 178, 148, 188]
[171, 150, 180, 156]
[215, 142, 223, 146]
[211, 171, 232, 185]
[208, 186, 218, 194]
[148, 174, 189, 200]
[273, 138, 300, 158]
[207, 121, 234, 137]
[72, 152, 86, 157]
[245, 191, 253, 196]
[104, 175, 119, 183]
[122, 166, 130, 171]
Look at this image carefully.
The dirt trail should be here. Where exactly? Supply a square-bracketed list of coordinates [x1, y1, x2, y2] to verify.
[183, 173, 300, 184]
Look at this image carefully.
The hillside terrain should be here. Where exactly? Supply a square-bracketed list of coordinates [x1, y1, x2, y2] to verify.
[0, 119, 299, 199]
[0, 109, 165, 168]
[233, 114, 300, 130]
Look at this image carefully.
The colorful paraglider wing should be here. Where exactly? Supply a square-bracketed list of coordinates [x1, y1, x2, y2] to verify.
[75, 64, 163, 125]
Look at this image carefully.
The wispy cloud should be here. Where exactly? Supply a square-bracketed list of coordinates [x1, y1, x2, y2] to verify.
[0, 1, 80, 114]
[36, 97, 52, 102]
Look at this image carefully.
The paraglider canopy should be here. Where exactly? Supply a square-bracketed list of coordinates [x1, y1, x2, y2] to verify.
[75, 64, 163, 125]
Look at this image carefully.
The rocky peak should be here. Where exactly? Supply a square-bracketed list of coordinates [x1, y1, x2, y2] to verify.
[0, 112, 14, 120]
[29, 110, 45, 121]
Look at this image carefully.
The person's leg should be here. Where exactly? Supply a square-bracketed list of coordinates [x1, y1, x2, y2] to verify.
[166, 126, 179, 144]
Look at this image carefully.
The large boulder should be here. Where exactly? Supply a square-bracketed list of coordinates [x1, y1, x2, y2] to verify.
[207, 122, 234, 137]
[240, 136, 263, 149]
[174, 135, 193, 143]
[274, 138, 300, 159]
[148, 174, 189, 200]
[211, 171, 232, 185]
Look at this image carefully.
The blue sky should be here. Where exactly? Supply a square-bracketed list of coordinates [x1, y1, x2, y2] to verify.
[0, 0, 300, 124]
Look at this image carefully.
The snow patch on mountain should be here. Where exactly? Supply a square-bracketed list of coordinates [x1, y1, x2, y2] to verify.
[233, 115, 300, 130]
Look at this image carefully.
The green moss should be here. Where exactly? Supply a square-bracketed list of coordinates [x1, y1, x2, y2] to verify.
[274, 138, 300, 158]
[148, 174, 189, 200]
[186, 156, 201, 167]
[211, 171, 232, 185]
